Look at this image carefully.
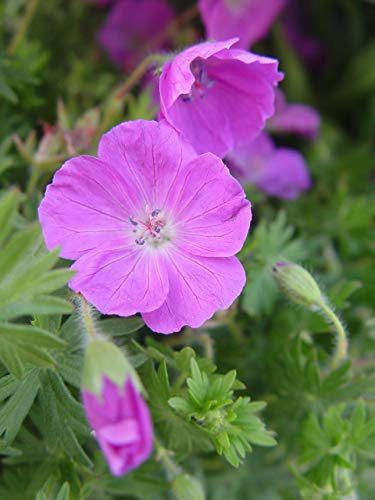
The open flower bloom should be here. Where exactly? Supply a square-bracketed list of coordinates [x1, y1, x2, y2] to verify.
[198, 0, 286, 50]
[159, 38, 283, 158]
[268, 90, 320, 140]
[98, 0, 174, 69]
[38, 120, 251, 334]
[226, 132, 311, 199]
[83, 376, 153, 476]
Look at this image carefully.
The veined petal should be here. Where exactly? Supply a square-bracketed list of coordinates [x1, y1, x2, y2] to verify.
[98, 120, 196, 208]
[142, 251, 246, 334]
[169, 153, 251, 257]
[38, 155, 135, 260]
[70, 241, 169, 316]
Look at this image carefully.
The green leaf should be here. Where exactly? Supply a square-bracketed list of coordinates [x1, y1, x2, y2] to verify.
[99, 316, 144, 337]
[0, 369, 39, 444]
[0, 188, 22, 244]
[242, 211, 306, 316]
[38, 370, 91, 466]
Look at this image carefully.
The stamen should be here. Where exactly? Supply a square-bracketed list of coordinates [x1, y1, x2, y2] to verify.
[181, 58, 215, 103]
[130, 207, 167, 246]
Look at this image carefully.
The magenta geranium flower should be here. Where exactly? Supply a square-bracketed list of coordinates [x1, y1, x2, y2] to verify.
[159, 38, 283, 158]
[198, 0, 286, 50]
[226, 132, 311, 199]
[38, 120, 251, 334]
[268, 90, 320, 140]
[98, 0, 174, 69]
[83, 376, 153, 476]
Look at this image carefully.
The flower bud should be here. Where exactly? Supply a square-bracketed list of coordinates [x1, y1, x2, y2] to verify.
[82, 340, 153, 476]
[171, 473, 205, 500]
[272, 262, 323, 308]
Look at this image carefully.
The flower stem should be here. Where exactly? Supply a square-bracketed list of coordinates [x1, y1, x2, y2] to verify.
[97, 53, 169, 139]
[78, 295, 98, 342]
[318, 300, 348, 369]
[8, 0, 40, 54]
[154, 436, 181, 479]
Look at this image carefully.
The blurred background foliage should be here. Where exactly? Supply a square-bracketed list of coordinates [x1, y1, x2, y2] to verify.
[0, 0, 374, 499]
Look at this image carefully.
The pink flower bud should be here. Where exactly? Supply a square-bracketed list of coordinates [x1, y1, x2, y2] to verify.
[82, 341, 153, 475]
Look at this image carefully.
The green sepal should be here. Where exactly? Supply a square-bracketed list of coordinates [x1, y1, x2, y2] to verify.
[82, 340, 137, 395]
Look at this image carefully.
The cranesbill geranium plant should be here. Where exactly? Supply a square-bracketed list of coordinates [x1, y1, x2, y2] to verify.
[38, 120, 251, 334]
[159, 38, 283, 157]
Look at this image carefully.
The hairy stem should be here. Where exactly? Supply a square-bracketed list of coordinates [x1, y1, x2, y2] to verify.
[318, 300, 348, 369]
[78, 295, 98, 342]
[154, 436, 181, 479]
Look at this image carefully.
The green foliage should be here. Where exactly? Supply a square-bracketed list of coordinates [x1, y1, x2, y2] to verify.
[169, 358, 275, 467]
[293, 400, 375, 497]
[241, 211, 306, 316]
[0, 0, 374, 498]
[0, 191, 73, 378]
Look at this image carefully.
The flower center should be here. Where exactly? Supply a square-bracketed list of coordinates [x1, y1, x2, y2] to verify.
[181, 58, 215, 103]
[129, 205, 170, 247]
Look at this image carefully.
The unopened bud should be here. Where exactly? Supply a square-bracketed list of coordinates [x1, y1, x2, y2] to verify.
[172, 473, 205, 500]
[272, 262, 323, 308]
[82, 340, 140, 395]
[81, 340, 153, 476]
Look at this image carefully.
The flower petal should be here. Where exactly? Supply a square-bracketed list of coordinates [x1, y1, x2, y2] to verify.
[256, 147, 311, 199]
[199, 0, 285, 50]
[142, 251, 246, 334]
[98, 120, 196, 208]
[38, 155, 135, 260]
[70, 241, 169, 316]
[169, 153, 251, 257]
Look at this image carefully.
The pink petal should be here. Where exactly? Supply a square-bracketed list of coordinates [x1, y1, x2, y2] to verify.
[268, 103, 321, 139]
[98, 120, 196, 208]
[70, 240, 169, 316]
[256, 147, 311, 199]
[38, 156, 136, 260]
[159, 39, 239, 110]
[98, 418, 140, 445]
[199, 0, 286, 49]
[122, 379, 153, 461]
[142, 251, 246, 334]
[168, 153, 251, 257]
[83, 378, 122, 429]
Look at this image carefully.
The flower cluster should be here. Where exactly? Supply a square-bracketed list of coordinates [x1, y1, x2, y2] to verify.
[40, 0, 322, 478]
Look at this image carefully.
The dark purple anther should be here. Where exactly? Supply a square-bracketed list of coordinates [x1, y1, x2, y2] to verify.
[151, 209, 161, 217]
[129, 216, 138, 226]
[181, 94, 193, 103]
[135, 238, 145, 245]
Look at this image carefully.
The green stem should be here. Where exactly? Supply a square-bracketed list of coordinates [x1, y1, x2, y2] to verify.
[79, 295, 98, 342]
[26, 164, 40, 195]
[8, 0, 40, 54]
[97, 53, 169, 138]
[154, 436, 181, 479]
[318, 300, 348, 369]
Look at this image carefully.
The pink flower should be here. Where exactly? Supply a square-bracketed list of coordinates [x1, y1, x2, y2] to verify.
[38, 120, 251, 334]
[226, 132, 311, 199]
[98, 0, 174, 69]
[268, 90, 320, 140]
[83, 376, 153, 476]
[198, 0, 286, 49]
[159, 38, 283, 158]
